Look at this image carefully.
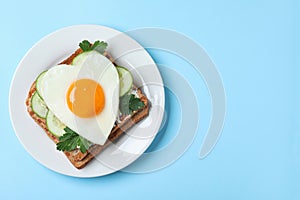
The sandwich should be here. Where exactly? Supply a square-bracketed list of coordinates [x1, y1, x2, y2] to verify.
[25, 40, 150, 169]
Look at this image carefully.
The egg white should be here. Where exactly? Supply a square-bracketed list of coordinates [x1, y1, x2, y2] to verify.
[38, 51, 119, 145]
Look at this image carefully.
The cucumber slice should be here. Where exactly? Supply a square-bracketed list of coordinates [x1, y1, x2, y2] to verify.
[31, 92, 48, 119]
[72, 52, 88, 65]
[36, 71, 47, 99]
[46, 111, 66, 137]
[116, 66, 133, 97]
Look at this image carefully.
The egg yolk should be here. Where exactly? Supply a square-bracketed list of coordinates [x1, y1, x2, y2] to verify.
[66, 79, 105, 118]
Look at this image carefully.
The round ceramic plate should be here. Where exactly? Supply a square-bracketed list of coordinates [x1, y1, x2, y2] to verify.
[9, 25, 165, 177]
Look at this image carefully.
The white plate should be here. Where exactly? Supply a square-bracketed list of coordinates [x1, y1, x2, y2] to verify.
[9, 25, 165, 177]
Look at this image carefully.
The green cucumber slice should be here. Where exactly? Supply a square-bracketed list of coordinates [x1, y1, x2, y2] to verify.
[116, 66, 133, 97]
[72, 52, 88, 65]
[31, 92, 48, 119]
[46, 111, 66, 137]
[36, 71, 47, 99]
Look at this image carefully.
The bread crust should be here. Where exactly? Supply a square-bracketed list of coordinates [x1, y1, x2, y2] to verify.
[26, 49, 150, 169]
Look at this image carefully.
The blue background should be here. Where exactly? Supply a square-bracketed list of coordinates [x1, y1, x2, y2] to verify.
[1, 0, 299, 199]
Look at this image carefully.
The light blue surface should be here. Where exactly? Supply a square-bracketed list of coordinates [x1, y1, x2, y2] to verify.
[1, 0, 299, 199]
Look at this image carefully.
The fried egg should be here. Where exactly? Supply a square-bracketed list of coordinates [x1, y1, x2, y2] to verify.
[38, 51, 119, 145]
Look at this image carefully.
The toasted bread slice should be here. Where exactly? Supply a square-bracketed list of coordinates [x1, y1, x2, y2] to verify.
[26, 48, 150, 169]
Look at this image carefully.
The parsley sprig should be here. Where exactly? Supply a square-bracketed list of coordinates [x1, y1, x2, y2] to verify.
[79, 40, 107, 54]
[56, 127, 91, 153]
[119, 94, 145, 115]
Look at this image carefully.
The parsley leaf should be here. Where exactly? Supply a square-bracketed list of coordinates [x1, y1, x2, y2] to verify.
[92, 41, 107, 54]
[79, 40, 91, 51]
[119, 94, 131, 115]
[129, 97, 145, 110]
[56, 127, 91, 153]
[79, 40, 107, 54]
[119, 94, 145, 115]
